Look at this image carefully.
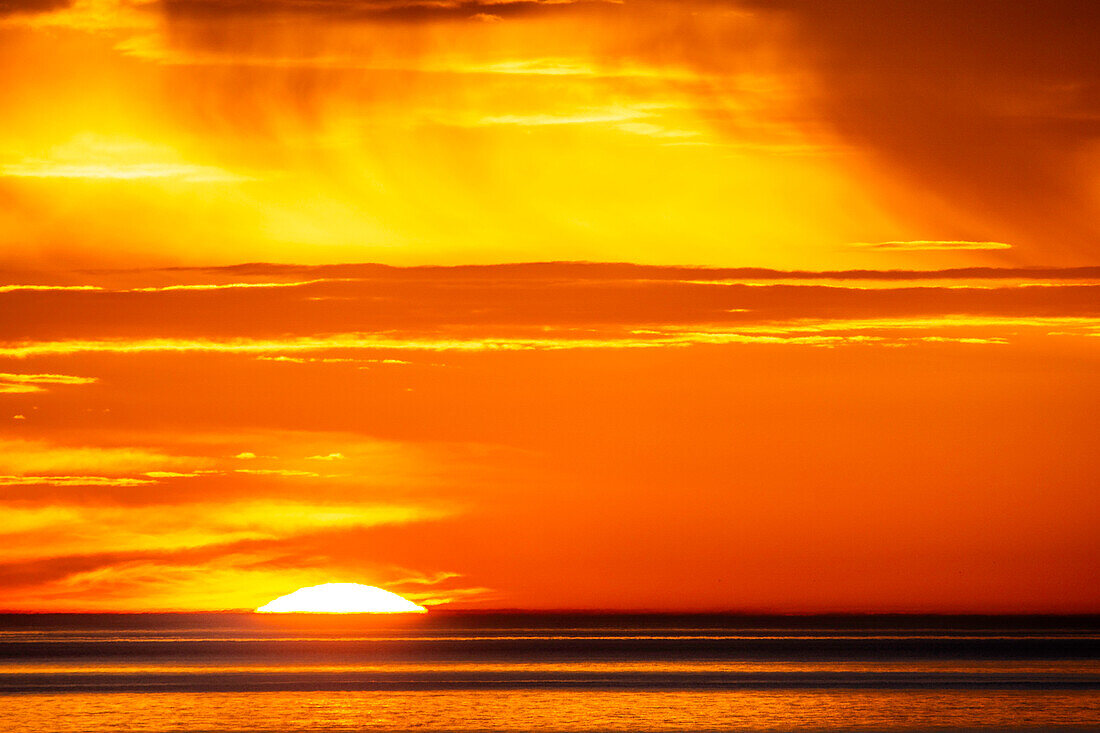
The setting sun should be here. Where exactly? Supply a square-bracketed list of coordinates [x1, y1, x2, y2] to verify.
[255, 583, 427, 614]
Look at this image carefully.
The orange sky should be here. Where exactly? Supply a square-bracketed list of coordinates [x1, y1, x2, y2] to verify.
[0, 0, 1098, 612]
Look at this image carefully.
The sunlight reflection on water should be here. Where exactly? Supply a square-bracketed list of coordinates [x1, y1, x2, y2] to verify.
[3, 690, 1100, 732]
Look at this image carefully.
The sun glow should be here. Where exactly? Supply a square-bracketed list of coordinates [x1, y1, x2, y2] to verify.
[255, 583, 427, 614]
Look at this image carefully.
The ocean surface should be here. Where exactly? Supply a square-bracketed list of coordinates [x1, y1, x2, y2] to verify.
[1, 613, 1098, 732]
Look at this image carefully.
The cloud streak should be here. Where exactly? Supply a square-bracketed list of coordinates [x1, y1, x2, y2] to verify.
[850, 241, 1013, 252]
[0, 317, 1091, 359]
[0, 0, 71, 17]
[1, 264, 1097, 356]
[0, 475, 155, 486]
[160, 0, 614, 22]
[0, 500, 448, 558]
[0, 136, 249, 183]
[0, 372, 97, 393]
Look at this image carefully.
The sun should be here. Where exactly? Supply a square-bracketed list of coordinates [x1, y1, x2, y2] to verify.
[255, 583, 427, 614]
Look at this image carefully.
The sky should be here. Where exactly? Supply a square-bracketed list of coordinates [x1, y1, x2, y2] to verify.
[0, 0, 1097, 612]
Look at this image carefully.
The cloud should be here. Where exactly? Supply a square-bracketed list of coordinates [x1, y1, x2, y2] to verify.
[728, 0, 1100, 261]
[850, 241, 1013, 252]
[0, 286, 102, 293]
[0, 135, 248, 183]
[0, 547, 479, 610]
[160, 0, 612, 23]
[6, 0, 604, 31]
[476, 106, 652, 127]
[5, 1, 1099, 269]
[0, 430, 485, 506]
[0, 316, 1093, 359]
[0, 438, 197, 475]
[0, 0, 151, 30]
[144, 470, 218, 477]
[43, 260, 1098, 284]
[0, 372, 97, 393]
[0, 0, 70, 17]
[0, 499, 450, 561]
[127, 280, 342, 293]
[1, 264, 1098, 356]
[0, 475, 155, 486]
[0, 264, 1095, 612]
[0, 429, 495, 610]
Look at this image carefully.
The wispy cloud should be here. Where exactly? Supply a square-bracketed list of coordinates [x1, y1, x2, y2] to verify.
[850, 240, 1014, 251]
[477, 106, 652, 127]
[0, 315, 1095, 359]
[0, 426, 496, 609]
[0, 475, 156, 487]
[0, 550, 482, 611]
[0, 161, 243, 182]
[0, 431, 484, 506]
[306, 452, 345, 461]
[0, 500, 450, 559]
[0, 285, 102, 293]
[157, 0, 613, 22]
[0, 439, 197, 475]
[0, 135, 247, 183]
[127, 279, 342, 292]
[0, 372, 97, 394]
[1, 265, 1097, 362]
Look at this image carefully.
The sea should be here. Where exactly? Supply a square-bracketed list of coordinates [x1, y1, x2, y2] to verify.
[1, 613, 1098, 732]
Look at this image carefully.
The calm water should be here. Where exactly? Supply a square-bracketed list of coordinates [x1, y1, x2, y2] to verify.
[1, 613, 1098, 731]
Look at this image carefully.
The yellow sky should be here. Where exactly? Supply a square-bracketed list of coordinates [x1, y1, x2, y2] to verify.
[4, 0, 1098, 270]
